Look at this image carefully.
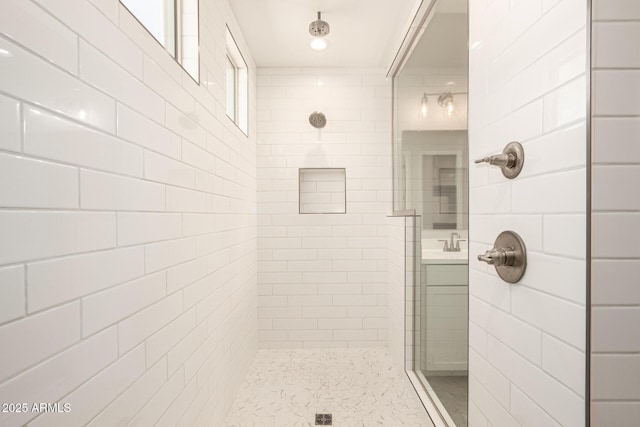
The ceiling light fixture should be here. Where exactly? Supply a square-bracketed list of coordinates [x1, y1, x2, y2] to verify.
[438, 92, 455, 116]
[309, 11, 330, 51]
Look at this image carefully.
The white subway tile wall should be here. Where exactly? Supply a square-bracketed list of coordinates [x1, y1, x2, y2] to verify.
[257, 68, 392, 348]
[469, 0, 588, 426]
[591, 0, 640, 424]
[0, 1, 257, 426]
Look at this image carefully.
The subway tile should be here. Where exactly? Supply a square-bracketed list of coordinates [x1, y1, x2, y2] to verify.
[79, 41, 164, 123]
[0, 37, 115, 132]
[33, 0, 143, 78]
[27, 246, 144, 313]
[519, 123, 586, 179]
[468, 269, 511, 312]
[144, 150, 196, 188]
[469, 349, 510, 407]
[591, 354, 640, 400]
[24, 107, 143, 177]
[512, 286, 585, 350]
[145, 237, 197, 273]
[118, 292, 183, 354]
[272, 318, 318, 330]
[591, 402, 640, 427]
[89, 0, 119, 24]
[182, 140, 215, 172]
[592, 260, 640, 305]
[0, 302, 80, 383]
[117, 212, 182, 246]
[0, 211, 116, 265]
[512, 29, 586, 109]
[0, 0, 78, 74]
[592, 213, 640, 258]
[86, 358, 167, 427]
[592, 118, 640, 164]
[593, 0, 640, 20]
[542, 76, 587, 132]
[168, 323, 207, 375]
[258, 307, 302, 319]
[0, 266, 25, 325]
[116, 103, 181, 159]
[82, 271, 166, 337]
[166, 186, 207, 213]
[593, 166, 640, 211]
[183, 273, 218, 309]
[332, 329, 377, 341]
[143, 56, 194, 114]
[510, 385, 562, 427]
[0, 94, 20, 153]
[593, 70, 640, 116]
[543, 214, 587, 259]
[592, 307, 640, 352]
[146, 309, 197, 367]
[488, 336, 585, 427]
[0, 152, 78, 209]
[512, 169, 586, 213]
[470, 296, 542, 364]
[0, 328, 117, 427]
[166, 258, 209, 294]
[593, 22, 640, 68]
[165, 102, 206, 147]
[518, 252, 586, 304]
[156, 377, 198, 427]
[542, 334, 585, 396]
[80, 169, 166, 211]
[288, 330, 332, 341]
[126, 368, 184, 426]
[29, 345, 145, 427]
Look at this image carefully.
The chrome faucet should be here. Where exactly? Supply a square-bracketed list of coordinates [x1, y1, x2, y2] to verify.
[450, 232, 460, 251]
[438, 232, 465, 252]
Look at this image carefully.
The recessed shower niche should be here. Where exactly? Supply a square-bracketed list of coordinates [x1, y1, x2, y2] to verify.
[298, 168, 346, 214]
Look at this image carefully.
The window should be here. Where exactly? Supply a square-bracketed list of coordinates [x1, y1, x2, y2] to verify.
[121, 0, 199, 82]
[225, 27, 248, 135]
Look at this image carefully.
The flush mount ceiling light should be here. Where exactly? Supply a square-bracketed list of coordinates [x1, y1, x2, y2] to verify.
[309, 11, 330, 51]
[438, 92, 455, 116]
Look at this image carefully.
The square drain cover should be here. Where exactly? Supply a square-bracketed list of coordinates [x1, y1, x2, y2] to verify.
[315, 413, 332, 425]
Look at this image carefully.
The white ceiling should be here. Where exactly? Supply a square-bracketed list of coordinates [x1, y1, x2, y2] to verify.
[227, 0, 420, 68]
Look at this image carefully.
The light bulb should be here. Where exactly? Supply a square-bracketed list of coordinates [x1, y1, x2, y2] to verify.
[310, 37, 329, 51]
[420, 93, 428, 118]
[447, 102, 454, 116]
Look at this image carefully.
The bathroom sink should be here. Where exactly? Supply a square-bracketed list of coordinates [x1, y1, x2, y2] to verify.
[421, 249, 468, 264]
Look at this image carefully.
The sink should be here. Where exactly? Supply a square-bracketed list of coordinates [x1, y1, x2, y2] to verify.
[421, 248, 468, 265]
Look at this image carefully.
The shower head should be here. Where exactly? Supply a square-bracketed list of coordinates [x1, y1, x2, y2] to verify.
[309, 111, 327, 129]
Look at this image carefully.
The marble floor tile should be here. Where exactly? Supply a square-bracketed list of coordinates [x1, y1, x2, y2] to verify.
[223, 348, 433, 427]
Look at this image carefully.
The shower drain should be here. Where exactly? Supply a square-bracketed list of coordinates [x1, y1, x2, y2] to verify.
[315, 413, 332, 425]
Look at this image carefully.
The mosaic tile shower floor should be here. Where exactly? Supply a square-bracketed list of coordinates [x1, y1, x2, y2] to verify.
[222, 348, 433, 427]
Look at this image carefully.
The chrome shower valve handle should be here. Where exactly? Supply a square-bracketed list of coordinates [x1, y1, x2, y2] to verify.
[477, 231, 527, 283]
[477, 247, 517, 267]
[474, 141, 524, 179]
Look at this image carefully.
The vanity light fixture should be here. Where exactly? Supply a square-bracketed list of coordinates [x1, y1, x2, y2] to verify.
[438, 92, 455, 116]
[309, 11, 330, 51]
[420, 93, 429, 118]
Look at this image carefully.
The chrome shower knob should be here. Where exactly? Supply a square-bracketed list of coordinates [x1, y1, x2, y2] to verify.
[474, 141, 524, 179]
[477, 230, 527, 283]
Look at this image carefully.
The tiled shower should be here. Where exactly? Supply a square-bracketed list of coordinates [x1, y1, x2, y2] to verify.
[0, 0, 638, 426]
